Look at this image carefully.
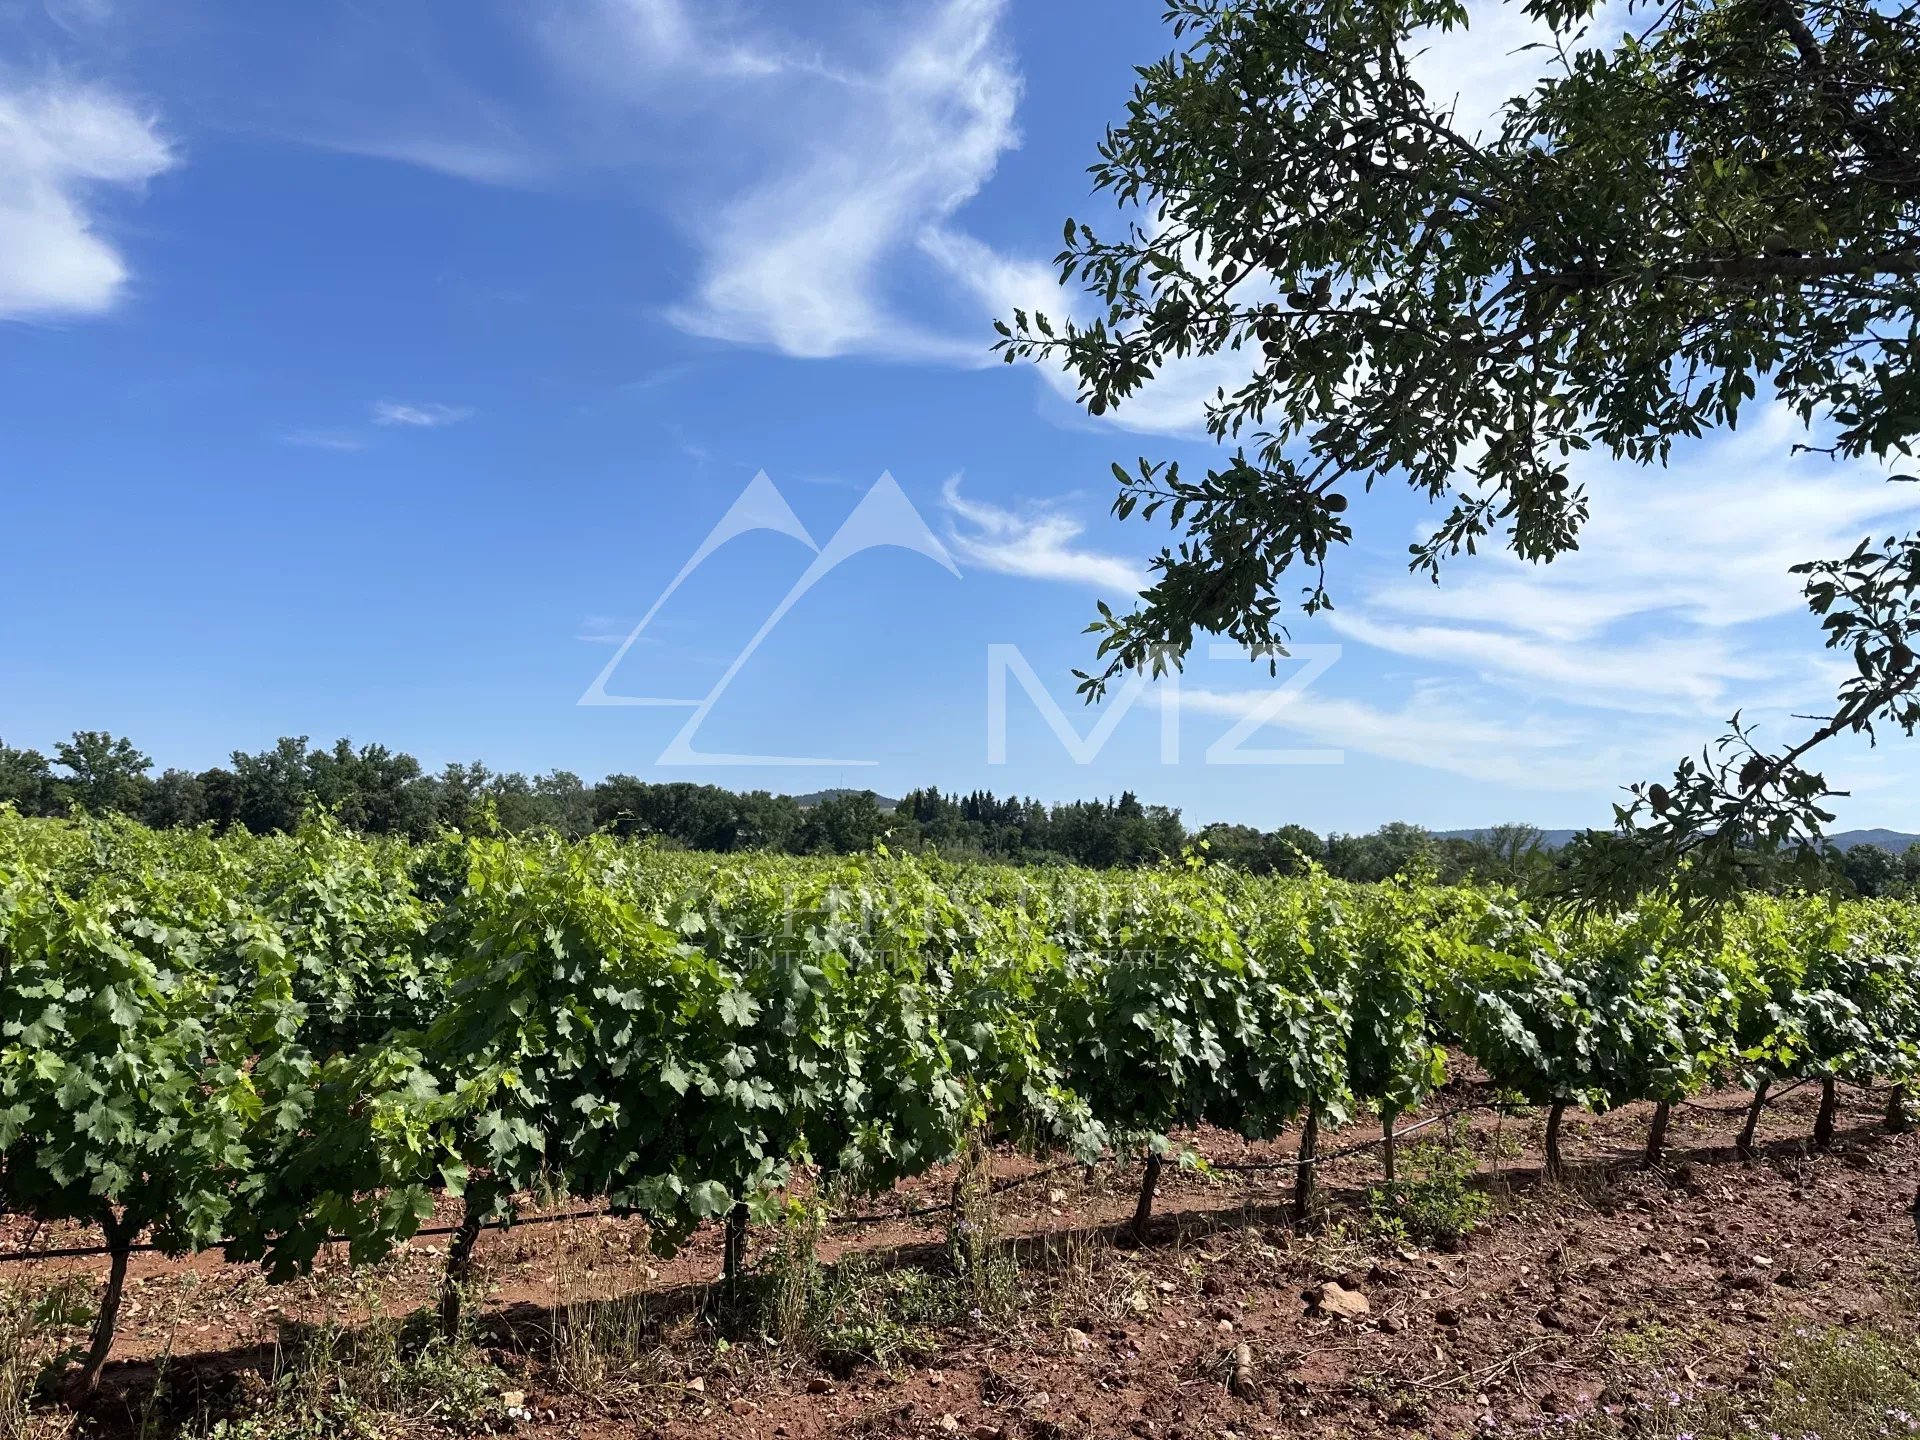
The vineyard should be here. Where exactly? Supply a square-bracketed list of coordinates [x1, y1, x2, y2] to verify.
[2, 806, 1917, 1429]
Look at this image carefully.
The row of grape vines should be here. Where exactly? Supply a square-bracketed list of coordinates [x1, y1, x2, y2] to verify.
[2, 812, 1916, 1392]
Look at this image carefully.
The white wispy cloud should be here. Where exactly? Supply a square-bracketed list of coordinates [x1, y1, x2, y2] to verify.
[576, 615, 656, 645]
[42, 0, 116, 33]
[238, 0, 1022, 365]
[0, 78, 175, 320]
[940, 476, 1146, 593]
[1346, 407, 1920, 716]
[1327, 613, 1773, 718]
[1407, 0, 1635, 138]
[372, 400, 475, 427]
[1174, 681, 1690, 791]
[537, 0, 821, 87]
[664, 0, 1020, 362]
[282, 428, 367, 452]
[1370, 408, 1915, 640]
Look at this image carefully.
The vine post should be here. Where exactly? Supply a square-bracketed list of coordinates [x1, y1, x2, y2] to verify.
[1544, 1100, 1568, 1181]
[75, 1209, 139, 1398]
[1888, 1086, 1911, 1135]
[1292, 1108, 1319, 1228]
[1131, 1150, 1163, 1244]
[1738, 1079, 1770, 1160]
[723, 1203, 751, 1296]
[438, 1182, 499, 1341]
[1813, 1078, 1838, 1148]
[1642, 1101, 1671, 1169]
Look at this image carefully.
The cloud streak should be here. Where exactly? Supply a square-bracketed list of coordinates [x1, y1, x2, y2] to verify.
[941, 476, 1146, 593]
[665, 0, 1021, 362]
[0, 78, 175, 320]
[1349, 407, 1920, 716]
[372, 400, 475, 427]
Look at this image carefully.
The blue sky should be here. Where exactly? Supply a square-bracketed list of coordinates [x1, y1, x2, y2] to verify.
[3, 0, 1918, 836]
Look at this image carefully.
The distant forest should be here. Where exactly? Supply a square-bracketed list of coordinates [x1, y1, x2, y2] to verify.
[3, 730, 1915, 896]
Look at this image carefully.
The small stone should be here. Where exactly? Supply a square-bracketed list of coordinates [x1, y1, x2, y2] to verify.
[729, 1399, 757, 1417]
[807, 1378, 835, 1395]
[1064, 1327, 1093, 1351]
[1303, 1281, 1370, 1320]
[500, 1390, 525, 1410]
[1379, 1314, 1403, 1335]
[940, 1415, 960, 1433]
[685, 1377, 706, 1398]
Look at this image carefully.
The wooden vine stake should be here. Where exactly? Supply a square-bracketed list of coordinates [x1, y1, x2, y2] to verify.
[1292, 1109, 1319, 1228]
[1544, 1100, 1568, 1181]
[75, 1209, 138, 1398]
[1813, 1078, 1837, 1149]
[1643, 1101, 1671, 1169]
[1131, 1150, 1163, 1244]
[1737, 1078, 1770, 1160]
[438, 1181, 501, 1340]
[723, 1202, 751, 1296]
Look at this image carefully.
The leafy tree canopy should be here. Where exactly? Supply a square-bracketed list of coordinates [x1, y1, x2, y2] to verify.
[996, 0, 1920, 903]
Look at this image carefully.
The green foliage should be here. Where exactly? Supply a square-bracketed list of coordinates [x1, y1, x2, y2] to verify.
[3, 812, 1920, 1381]
[195, 1310, 506, 1440]
[1366, 1139, 1490, 1250]
[0, 817, 312, 1253]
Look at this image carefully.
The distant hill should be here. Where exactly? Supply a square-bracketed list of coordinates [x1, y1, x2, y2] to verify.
[1826, 828, 1920, 854]
[791, 789, 899, 811]
[1438, 826, 1920, 853]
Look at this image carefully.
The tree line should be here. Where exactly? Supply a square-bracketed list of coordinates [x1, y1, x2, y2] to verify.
[0, 729, 1911, 894]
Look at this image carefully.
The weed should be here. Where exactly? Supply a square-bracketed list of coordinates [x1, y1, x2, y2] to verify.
[1035, 1225, 1107, 1328]
[536, 1203, 663, 1403]
[0, 1279, 88, 1440]
[1366, 1139, 1491, 1250]
[772, 1254, 959, 1376]
[542, 1292, 659, 1401]
[764, 1196, 826, 1347]
[947, 1130, 1017, 1320]
[195, 1303, 508, 1439]
[1490, 1324, 1920, 1440]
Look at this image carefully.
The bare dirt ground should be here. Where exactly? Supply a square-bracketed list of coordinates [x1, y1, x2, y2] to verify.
[5, 1079, 1913, 1439]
